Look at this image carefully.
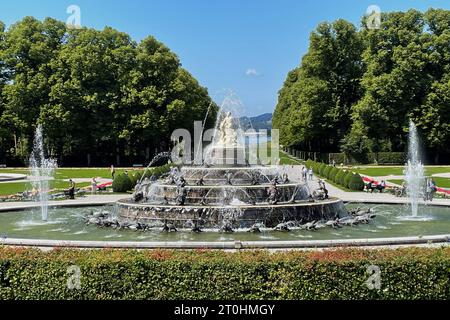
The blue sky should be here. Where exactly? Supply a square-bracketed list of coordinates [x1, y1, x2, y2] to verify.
[2, 0, 449, 116]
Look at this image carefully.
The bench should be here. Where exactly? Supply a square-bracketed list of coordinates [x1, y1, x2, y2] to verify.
[0, 164, 6, 168]
[133, 164, 144, 168]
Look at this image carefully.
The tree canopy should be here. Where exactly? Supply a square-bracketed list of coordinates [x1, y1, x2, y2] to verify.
[0, 17, 217, 166]
[273, 9, 450, 163]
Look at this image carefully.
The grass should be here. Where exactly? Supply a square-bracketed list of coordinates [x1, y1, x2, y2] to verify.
[389, 178, 450, 189]
[0, 167, 145, 196]
[279, 151, 303, 165]
[247, 141, 303, 165]
[0, 167, 136, 179]
[0, 181, 91, 196]
[351, 166, 450, 177]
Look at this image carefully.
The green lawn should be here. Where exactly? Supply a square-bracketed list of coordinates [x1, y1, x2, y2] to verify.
[0, 167, 140, 196]
[351, 166, 450, 177]
[0, 168, 125, 179]
[249, 141, 303, 165]
[279, 151, 303, 165]
[389, 178, 450, 189]
[0, 181, 91, 196]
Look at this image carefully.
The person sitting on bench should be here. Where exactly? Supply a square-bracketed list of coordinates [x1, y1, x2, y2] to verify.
[68, 179, 76, 199]
[366, 180, 376, 193]
[376, 180, 386, 193]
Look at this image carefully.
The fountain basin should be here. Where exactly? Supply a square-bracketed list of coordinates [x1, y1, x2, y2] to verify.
[0, 173, 27, 182]
[1, 204, 450, 246]
[116, 197, 346, 229]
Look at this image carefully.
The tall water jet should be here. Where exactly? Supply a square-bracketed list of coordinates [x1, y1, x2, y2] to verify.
[29, 125, 57, 221]
[404, 120, 425, 217]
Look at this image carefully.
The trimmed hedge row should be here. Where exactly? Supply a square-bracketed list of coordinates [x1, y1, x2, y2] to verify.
[112, 163, 175, 193]
[328, 152, 405, 165]
[305, 160, 365, 191]
[0, 247, 449, 299]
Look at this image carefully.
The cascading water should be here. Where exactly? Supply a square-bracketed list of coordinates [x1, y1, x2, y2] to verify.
[404, 120, 425, 217]
[29, 125, 57, 221]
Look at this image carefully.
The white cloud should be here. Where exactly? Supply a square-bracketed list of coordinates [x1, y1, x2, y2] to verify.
[245, 68, 260, 77]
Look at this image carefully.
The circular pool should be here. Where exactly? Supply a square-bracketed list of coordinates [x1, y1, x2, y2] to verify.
[0, 204, 449, 247]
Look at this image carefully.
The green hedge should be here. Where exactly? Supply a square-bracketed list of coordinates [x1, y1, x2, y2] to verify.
[334, 169, 346, 184]
[344, 171, 353, 189]
[112, 164, 175, 193]
[112, 173, 133, 193]
[319, 163, 327, 176]
[328, 152, 405, 165]
[129, 171, 143, 186]
[306, 160, 364, 191]
[376, 152, 405, 165]
[329, 167, 339, 181]
[142, 163, 174, 179]
[323, 166, 332, 179]
[348, 173, 365, 191]
[0, 247, 449, 299]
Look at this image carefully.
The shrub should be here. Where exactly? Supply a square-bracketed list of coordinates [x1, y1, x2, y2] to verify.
[329, 167, 339, 181]
[375, 152, 405, 165]
[112, 173, 133, 192]
[338, 170, 349, 186]
[323, 165, 332, 179]
[334, 169, 344, 184]
[142, 163, 174, 179]
[343, 171, 354, 188]
[348, 173, 365, 191]
[305, 159, 313, 169]
[0, 247, 449, 299]
[318, 163, 327, 176]
[129, 170, 143, 187]
[312, 162, 320, 174]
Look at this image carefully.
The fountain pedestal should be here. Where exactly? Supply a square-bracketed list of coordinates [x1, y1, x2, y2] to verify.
[207, 146, 247, 167]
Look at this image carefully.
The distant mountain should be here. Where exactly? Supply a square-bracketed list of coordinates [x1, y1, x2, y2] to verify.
[240, 113, 272, 131]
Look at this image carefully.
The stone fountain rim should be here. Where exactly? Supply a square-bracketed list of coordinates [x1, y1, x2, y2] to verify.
[1, 234, 449, 249]
[0, 173, 27, 182]
[115, 197, 344, 209]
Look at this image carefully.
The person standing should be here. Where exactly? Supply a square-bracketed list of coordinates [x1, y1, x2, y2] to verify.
[308, 167, 313, 181]
[425, 178, 437, 202]
[91, 177, 97, 195]
[110, 165, 116, 180]
[429, 178, 437, 202]
[302, 166, 307, 181]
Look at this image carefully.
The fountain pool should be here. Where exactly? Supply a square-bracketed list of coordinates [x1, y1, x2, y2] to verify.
[1, 203, 449, 242]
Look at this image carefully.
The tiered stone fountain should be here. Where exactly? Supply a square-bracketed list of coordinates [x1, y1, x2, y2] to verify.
[114, 112, 348, 232]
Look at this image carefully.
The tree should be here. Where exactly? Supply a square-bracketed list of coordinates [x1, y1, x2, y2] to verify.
[0, 17, 217, 166]
[412, 9, 450, 162]
[273, 19, 364, 151]
[344, 10, 428, 155]
[275, 9, 450, 163]
[0, 17, 66, 162]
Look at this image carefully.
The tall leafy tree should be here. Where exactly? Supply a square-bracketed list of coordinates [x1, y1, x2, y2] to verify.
[344, 10, 428, 155]
[412, 9, 450, 162]
[273, 19, 364, 151]
[0, 17, 66, 160]
[0, 17, 217, 166]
